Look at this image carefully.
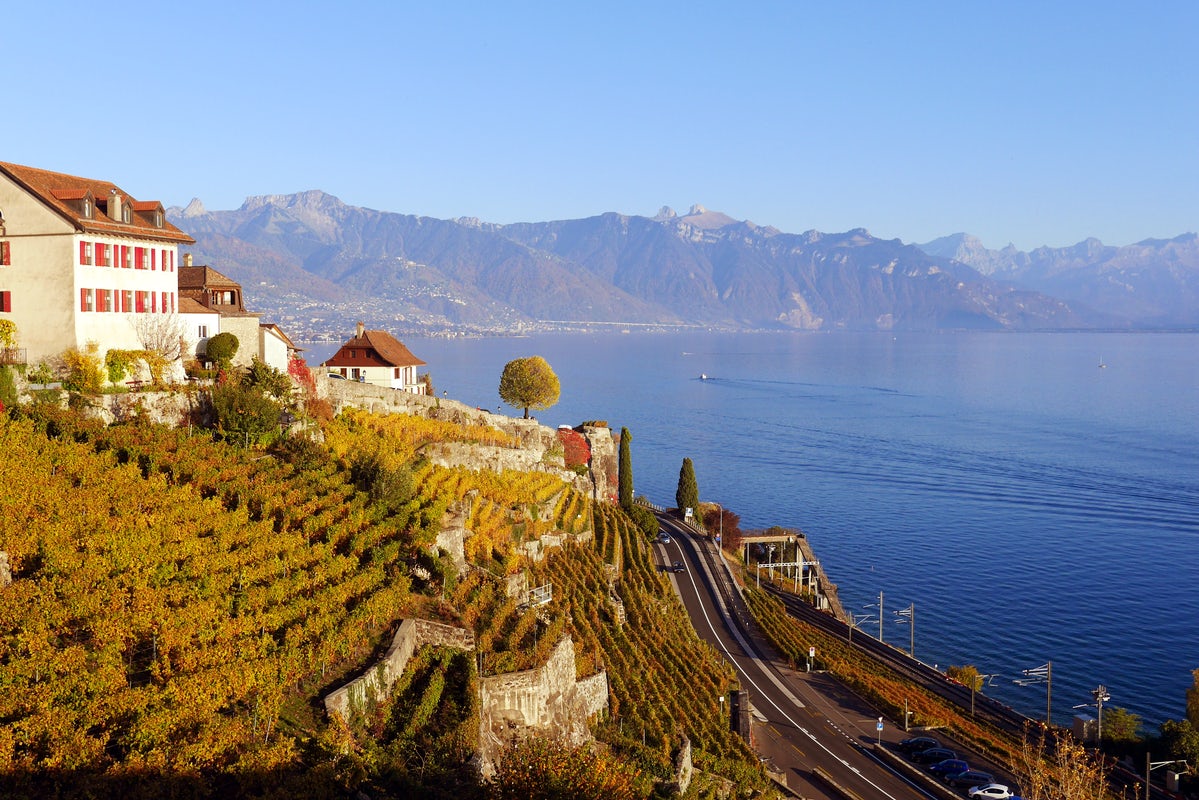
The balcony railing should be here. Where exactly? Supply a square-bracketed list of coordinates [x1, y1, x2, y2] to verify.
[0, 348, 26, 366]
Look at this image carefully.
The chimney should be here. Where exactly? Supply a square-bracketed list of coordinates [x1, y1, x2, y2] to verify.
[356, 321, 365, 339]
[183, 253, 193, 267]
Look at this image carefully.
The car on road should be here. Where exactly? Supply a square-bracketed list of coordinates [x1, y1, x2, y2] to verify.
[928, 758, 969, 777]
[912, 746, 956, 764]
[659, 533, 672, 544]
[671, 561, 685, 573]
[946, 769, 995, 787]
[898, 736, 939, 753]
[968, 785, 1014, 799]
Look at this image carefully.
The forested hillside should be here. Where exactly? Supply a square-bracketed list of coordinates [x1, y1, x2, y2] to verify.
[0, 403, 772, 799]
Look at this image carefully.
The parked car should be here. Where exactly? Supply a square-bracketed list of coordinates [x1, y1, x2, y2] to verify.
[947, 769, 995, 787]
[968, 785, 1013, 799]
[671, 561, 685, 573]
[898, 736, 939, 753]
[327, 372, 347, 380]
[928, 758, 969, 776]
[912, 747, 956, 764]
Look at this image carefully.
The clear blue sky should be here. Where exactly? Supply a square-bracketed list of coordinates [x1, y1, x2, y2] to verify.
[7, 2, 1197, 250]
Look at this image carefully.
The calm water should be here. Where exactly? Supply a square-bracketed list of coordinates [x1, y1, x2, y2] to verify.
[308, 331, 1199, 727]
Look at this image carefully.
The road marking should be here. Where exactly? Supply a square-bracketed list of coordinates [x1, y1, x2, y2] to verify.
[660, 516, 910, 800]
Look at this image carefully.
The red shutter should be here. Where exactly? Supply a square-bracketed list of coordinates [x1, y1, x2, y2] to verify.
[151, 249, 157, 270]
[81, 288, 87, 311]
[1, 291, 11, 313]
[80, 241, 86, 264]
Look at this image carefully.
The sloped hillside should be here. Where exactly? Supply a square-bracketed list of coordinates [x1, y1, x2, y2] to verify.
[0, 404, 773, 799]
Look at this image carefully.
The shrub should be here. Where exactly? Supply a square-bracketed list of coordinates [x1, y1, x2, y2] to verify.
[243, 357, 293, 399]
[205, 331, 239, 367]
[557, 428, 591, 470]
[0, 366, 16, 408]
[61, 342, 104, 394]
[209, 381, 282, 445]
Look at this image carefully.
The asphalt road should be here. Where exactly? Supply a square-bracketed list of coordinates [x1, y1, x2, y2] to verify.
[654, 512, 941, 800]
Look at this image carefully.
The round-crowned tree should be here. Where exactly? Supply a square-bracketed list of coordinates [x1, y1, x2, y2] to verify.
[498, 356, 560, 419]
[205, 332, 239, 368]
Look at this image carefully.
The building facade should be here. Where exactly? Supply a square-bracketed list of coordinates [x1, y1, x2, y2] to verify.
[322, 322, 427, 393]
[0, 162, 194, 364]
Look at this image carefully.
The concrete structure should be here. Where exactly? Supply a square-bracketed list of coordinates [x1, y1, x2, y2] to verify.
[0, 161, 194, 364]
[321, 321, 426, 392]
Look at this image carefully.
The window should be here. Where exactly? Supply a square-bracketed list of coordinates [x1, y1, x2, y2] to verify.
[122, 290, 133, 312]
[122, 205, 132, 224]
[198, 324, 208, 339]
[96, 243, 109, 267]
[135, 247, 144, 269]
[80, 241, 93, 265]
[99, 289, 113, 312]
[135, 291, 148, 313]
[81, 288, 94, 312]
[153, 211, 162, 227]
[123, 246, 132, 269]
[0, 291, 10, 312]
[394, 367, 401, 379]
[0, 241, 9, 266]
[161, 291, 168, 312]
[83, 199, 92, 218]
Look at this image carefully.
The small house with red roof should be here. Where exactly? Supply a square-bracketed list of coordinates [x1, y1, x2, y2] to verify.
[321, 322, 427, 393]
[0, 161, 194, 363]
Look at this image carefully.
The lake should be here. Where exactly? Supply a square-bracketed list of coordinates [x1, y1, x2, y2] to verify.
[306, 330, 1199, 728]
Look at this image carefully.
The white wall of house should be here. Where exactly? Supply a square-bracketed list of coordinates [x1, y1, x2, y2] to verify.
[216, 316, 263, 368]
[180, 310, 220, 358]
[259, 326, 290, 372]
[74, 234, 180, 357]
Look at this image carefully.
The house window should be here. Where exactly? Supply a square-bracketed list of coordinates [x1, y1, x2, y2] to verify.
[96, 243, 109, 267]
[135, 291, 148, 313]
[82, 288, 95, 312]
[122, 205, 132, 223]
[0, 241, 10, 266]
[123, 246, 132, 269]
[83, 199, 92, 218]
[80, 241, 93, 265]
[134, 247, 144, 269]
[198, 324, 208, 338]
[0, 291, 11, 312]
[153, 211, 162, 227]
[99, 289, 113, 312]
[161, 291, 168, 312]
[122, 290, 133, 312]
[394, 367, 401, 379]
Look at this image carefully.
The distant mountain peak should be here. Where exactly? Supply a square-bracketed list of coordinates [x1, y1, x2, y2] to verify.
[180, 197, 207, 217]
[239, 189, 347, 214]
[677, 204, 739, 230]
[652, 205, 677, 221]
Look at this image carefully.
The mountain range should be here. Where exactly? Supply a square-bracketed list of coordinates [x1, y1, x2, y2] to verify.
[168, 193, 1198, 339]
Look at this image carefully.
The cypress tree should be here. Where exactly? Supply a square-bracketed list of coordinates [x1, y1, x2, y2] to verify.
[675, 457, 699, 517]
[618, 427, 634, 510]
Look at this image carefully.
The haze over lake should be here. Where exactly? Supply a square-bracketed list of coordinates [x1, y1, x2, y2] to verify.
[309, 330, 1199, 726]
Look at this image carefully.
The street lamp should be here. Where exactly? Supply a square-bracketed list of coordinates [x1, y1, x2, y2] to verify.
[1015, 661, 1053, 726]
[1145, 754, 1188, 800]
[894, 602, 915, 657]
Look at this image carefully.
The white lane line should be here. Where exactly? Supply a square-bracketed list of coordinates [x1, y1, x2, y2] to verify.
[662, 520, 906, 800]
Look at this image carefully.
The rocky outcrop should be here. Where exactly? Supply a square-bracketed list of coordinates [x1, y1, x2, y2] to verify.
[582, 425, 617, 503]
[478, 635, 608, 776]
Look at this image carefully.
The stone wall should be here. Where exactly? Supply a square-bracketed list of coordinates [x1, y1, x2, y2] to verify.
[324, 618, 475, 724]
[0, 551, 10, 587]
[477, 635, 609, 776]
[583, 425, 617, 503]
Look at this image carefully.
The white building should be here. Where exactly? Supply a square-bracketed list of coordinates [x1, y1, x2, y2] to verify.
[0, 161, 194, 365]
[321, 322, 427, 392]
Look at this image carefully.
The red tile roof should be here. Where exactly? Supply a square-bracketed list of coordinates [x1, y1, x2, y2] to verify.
[322, 330, 426, 368]
[178, 264, 242, 290]
[0, 161, 194, 244]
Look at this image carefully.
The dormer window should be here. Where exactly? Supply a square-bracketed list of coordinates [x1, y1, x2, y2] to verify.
[83, 199, 92, 218]
[122, 204, 132, 224]
[153, 210, 163, 227]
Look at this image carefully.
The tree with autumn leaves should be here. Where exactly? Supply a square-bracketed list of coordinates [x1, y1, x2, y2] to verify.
[498, 356, 559, 419]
